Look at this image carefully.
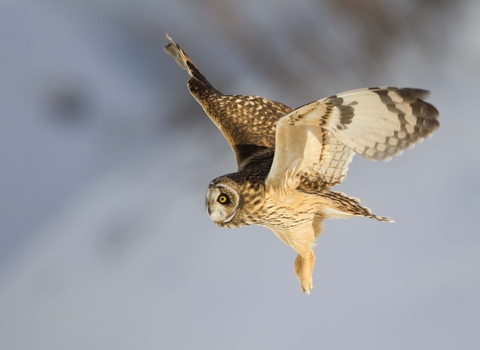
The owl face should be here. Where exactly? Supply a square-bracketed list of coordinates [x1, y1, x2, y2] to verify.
[206, 182, 242, 227]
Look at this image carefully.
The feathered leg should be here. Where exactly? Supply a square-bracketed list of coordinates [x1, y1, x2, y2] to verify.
[293, 252, 315, 294]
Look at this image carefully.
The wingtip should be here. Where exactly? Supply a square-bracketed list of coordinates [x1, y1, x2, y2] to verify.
[163, 34, 189, 71]
[163, 34, 220, 93]
[370, 214, 394, 223]
[163, 33, 175, 53]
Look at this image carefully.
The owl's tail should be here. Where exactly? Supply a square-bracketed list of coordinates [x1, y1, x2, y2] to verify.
[312, 190, 394, 223]
[164, 34, 218, 92]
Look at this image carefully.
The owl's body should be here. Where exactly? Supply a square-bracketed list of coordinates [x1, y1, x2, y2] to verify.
[165, 35, 439, 294]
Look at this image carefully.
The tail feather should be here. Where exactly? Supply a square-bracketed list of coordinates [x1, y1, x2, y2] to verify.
[304, 190, 394, 223]
[164, 34, 217, 91]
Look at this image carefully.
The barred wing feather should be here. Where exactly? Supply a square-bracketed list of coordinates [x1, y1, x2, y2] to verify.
[266, 87, 439, 191]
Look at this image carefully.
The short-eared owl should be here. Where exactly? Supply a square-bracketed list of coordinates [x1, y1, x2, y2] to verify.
[165, 35, 439, 294]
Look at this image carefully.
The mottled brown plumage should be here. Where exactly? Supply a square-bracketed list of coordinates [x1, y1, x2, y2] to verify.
[165, 35, 439, 294]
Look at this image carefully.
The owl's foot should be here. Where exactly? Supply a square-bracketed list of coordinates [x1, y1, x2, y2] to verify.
[301, 277, 313, 294]
[294, 253, 315, 294]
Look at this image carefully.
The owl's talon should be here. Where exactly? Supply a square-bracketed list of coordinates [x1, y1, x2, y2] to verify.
[300, 277, 313, 294]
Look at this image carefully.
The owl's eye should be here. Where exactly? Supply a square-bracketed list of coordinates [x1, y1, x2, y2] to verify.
[217, 194, 229, 204]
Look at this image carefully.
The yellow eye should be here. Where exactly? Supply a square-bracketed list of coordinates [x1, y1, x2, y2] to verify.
[218, 194, 228, 204]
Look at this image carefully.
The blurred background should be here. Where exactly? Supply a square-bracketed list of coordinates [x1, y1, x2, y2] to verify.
[1, 0, 479, 349]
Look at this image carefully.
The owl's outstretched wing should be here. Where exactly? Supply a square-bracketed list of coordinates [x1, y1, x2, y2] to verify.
[165, 35, 292, 170]
[265, 87, 439, 191]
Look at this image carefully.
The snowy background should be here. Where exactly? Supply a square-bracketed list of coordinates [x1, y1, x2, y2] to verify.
[1, 0, 479, 349]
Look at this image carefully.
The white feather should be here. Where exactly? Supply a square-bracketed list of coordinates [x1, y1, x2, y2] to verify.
[266, 87, 439, 191]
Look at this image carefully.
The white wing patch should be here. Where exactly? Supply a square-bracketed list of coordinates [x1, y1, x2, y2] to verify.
[322, 88, 438, 161]
[266, 87, 439, 191]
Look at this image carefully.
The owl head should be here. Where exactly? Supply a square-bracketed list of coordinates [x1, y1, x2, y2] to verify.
[206, 176, 243, 228]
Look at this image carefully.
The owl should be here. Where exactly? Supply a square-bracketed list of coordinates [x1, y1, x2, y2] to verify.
[164, 35, 439, 294]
